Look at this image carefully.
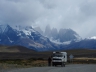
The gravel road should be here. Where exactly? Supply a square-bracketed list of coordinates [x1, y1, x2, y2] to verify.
[2, 64, 96, 72]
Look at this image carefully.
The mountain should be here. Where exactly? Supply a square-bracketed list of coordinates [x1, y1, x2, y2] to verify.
[0, 24, 96, 52]
[34, 27, 43, 35]
[44, 24, 52, 37]
[60, 37, 96, 50]
[37, 25, 81, 44]
[50, 28, 58, 40]
[0, 24, 59, 51]
[0, 24, 20, 45]
[58, 28, 81, 42]
[0, 45, 35, 53]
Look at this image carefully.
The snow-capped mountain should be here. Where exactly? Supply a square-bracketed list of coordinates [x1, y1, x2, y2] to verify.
[35, 25, 82, 45]
[0, 24, 59, 51]
[0, 24, 20, 44]
[0, 24, 96, 51]
[60, 37, 96, 50]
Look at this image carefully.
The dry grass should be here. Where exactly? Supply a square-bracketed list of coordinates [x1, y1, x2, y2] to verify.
[0, 63, 23, 71]
[74, 57, 96, 60]
[0, 59, 48, 71]
[31, 60, 47, 67]
[68, 57, 96, 64]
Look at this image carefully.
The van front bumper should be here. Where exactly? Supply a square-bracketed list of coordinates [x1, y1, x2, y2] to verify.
[52, 62, 63, 65]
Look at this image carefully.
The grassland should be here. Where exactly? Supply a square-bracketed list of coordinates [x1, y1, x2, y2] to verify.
[0, 59, 48, 71]
[0, 57, 96, 71]
[0, 45, 96, 71]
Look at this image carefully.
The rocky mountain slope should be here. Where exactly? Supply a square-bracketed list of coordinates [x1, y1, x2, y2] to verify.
[0, 24, 59, 51]
[0, 24, 96, 52]
[35, 25, 81, 44]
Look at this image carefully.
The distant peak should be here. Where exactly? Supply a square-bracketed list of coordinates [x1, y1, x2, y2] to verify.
[0, 24, 9, 26]
[0, 24, 11, 33]
[25, 26, 33, 30]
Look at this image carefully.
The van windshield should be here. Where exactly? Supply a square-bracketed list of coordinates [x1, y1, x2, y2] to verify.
[53, 53, 63, 57]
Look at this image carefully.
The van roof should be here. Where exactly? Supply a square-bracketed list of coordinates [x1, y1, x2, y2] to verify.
[53, 51, 67, 54]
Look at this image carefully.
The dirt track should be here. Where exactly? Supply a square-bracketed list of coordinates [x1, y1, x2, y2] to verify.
[2, 64, 96, 72]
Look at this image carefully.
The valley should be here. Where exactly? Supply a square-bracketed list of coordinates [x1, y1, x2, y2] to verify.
[0, 45, 96, 71]
[0, 45, 96, 59]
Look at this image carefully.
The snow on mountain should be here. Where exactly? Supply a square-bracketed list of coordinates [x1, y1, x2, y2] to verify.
[87, 36, 96, 40]
[0, 24, 59, 51]
[0, 24, 20, 44]
[0, 24, 9, 33]
[42, 25, 82, 43]
[0, 24, 96, 51]
[50, 37, 72, 45]
[74, 34, 82, 40]
[13, 25, 36, 35]
[63, 41, 71, 45]
[8, 37, 14, 43]
[34, 25, 82, 45]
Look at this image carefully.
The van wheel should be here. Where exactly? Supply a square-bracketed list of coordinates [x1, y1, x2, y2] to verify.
[55, 64, 57, 66]
[61, 62, 63, 67]
[52, 63, 54, 66]
[61, 63, 65, 67]
[64, 64, 65, 67]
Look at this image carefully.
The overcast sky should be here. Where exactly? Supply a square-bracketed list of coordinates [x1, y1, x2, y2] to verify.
[0, 0, 96, 38]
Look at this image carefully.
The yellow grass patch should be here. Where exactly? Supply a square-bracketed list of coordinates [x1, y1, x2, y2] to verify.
[74, 57, 96, 60]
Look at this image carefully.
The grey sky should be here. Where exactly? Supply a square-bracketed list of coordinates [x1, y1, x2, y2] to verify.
[0, 0, 96, 38]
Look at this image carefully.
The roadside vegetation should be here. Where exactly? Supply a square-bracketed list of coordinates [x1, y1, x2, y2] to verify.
[0, 57, 96, 69]
[0, 49, 96, 71]
[72, 58, 96, 64]
[0, 58, 48, 71]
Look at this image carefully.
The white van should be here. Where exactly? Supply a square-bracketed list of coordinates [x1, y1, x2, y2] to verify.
[52, 51, 67, 67]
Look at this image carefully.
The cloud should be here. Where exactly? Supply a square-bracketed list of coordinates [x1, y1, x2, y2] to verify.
[0, 0, 96, 38]
[0, 0, 44, 25]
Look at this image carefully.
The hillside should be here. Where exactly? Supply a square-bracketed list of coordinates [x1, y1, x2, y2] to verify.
[64, 49, 96, 58]
[0, 45, 96, 60]
[0, 45, 35, 53]
[0, 24, 59, 51]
